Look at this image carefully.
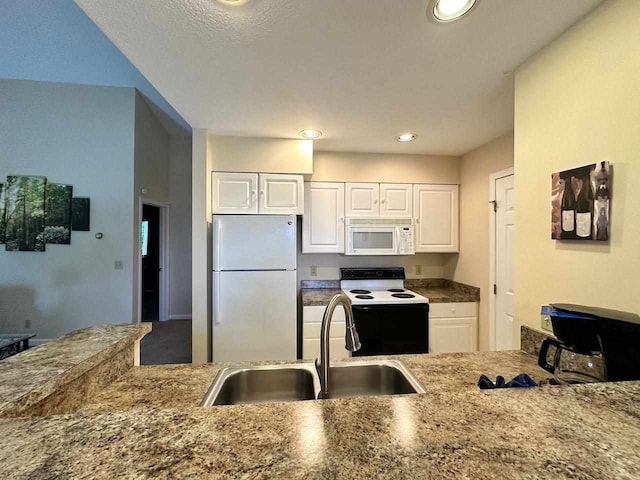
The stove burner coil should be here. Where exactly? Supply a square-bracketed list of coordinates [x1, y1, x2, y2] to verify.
[387, 288, 405, 293]
[355, 295, 374, 300]
[350, 289, 372, 294]
[391, 293, 415, 299]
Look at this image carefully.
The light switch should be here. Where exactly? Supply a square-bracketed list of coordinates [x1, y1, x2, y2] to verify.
[114, 261, 124, 270]
[415, 265, 422, 275]
[310, 266, 318, 277]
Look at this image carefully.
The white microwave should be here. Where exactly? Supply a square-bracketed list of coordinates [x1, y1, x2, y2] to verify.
[345, 218, 415, 256]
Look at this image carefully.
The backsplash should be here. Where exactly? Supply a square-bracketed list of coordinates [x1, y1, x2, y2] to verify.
[520, 325, 554, 357]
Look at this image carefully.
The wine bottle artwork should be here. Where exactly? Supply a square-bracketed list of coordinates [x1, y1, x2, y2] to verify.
[551, 162, 611, 241]
[560, 179, 575, 234]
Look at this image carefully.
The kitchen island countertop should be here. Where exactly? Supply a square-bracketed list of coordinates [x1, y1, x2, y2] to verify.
[2, 347, 639, 479]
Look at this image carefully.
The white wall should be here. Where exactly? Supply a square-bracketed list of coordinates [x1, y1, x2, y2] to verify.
[133, 93, 170, 321]
[0, 79, 135, 338]
[514, 0, 640, 343]
[445, 133, 514, 350]
[168, 135, 192, 318]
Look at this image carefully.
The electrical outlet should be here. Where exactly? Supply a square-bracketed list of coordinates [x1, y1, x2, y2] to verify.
[114, 261, 124, 270]
[415, 265, 422, 276]
[25, 319, 31, 329]
[541, 314, 552, 332]
[310, 266, 318, 277]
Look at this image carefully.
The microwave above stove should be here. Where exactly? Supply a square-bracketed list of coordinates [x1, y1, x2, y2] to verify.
[345, 218, 415, 256]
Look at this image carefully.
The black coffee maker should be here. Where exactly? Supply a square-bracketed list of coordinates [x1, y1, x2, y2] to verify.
[538, 304, 640, 384]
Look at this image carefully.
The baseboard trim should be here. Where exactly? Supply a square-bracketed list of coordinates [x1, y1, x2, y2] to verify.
[168, 314, 192, 321]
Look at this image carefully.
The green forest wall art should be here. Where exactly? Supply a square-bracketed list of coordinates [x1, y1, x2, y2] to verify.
[45, 184, 73, 244]
[4, 176, 46, 252]
[0, 175, 90, 252]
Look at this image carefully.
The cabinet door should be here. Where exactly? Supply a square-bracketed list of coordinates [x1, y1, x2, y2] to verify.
[259, 174, 304, 215]
[429, 317, 477, 353]
[380, 184, 413, 218]
[345, 183, 379, 217]
[414, 184, 459, 252]
[302, 182, 345, 253]
[212, 172, 258, 214]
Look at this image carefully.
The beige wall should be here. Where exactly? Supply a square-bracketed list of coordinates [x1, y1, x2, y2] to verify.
[514, 0, 640, 342]
[209, 135, 313, 174]
[192, 129, 211, 364]
[312, 151, 459, 184]
[445, 133, 514, 351]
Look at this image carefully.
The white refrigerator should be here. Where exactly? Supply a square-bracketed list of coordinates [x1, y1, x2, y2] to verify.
[212, 214, 297, 362]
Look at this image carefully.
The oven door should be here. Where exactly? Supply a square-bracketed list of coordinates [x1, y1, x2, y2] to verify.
[351, 303, 429, 356]
[346, 226, 398, 255]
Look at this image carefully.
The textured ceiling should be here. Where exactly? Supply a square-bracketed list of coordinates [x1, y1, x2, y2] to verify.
[75, 0, 602, 155]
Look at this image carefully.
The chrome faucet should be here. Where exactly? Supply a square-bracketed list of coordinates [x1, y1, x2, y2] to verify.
[316, 293, 361, 399]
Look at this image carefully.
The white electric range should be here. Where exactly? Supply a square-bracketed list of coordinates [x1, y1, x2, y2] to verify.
[340, 268, 430, 356]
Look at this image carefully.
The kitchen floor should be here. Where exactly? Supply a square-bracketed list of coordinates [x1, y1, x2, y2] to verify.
[140, 319, 191, 365]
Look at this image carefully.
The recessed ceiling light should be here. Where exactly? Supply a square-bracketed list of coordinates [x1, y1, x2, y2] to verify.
[397, 133, 417, 143]
[299, 129, 322, 139]
[428, 0, 480, 23]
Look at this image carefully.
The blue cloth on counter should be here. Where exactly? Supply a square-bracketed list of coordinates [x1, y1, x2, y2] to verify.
[477, 374, 537, 390]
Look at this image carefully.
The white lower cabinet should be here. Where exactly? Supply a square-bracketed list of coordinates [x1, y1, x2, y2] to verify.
[429, 302, 478, 354]
[302, 305, 351, 361]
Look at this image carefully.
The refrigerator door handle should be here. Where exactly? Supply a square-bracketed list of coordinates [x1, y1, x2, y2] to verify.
[213, 217, 222, 271]
[213, 273, 222, 325]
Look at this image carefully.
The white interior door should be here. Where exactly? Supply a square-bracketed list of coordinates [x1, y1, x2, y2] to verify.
[494, 174, 515, 350]
[345, 183, 379, 217]
[380, 184, 412, 218]
[259, 174, 303, 214]
[212, 172, 258, 214]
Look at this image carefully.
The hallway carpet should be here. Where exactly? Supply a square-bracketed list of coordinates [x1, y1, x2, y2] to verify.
[140, 319, 192, 365]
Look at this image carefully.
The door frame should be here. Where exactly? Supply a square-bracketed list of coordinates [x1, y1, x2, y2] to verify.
[488, 167, 514, 351]
[138, 197, 170, 323]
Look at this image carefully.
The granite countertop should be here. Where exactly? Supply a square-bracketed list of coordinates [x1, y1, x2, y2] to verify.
[2, 349, 640, 479]
[0, 323, 150, 417]
[301, 279, 480, 306]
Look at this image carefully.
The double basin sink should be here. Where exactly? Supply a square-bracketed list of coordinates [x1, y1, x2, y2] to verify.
[201, 359, 425, 406]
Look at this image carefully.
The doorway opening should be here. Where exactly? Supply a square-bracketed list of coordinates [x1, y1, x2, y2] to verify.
[142, 204, 161, 321]
[489, 167, 515, 351]
[138, 200, 168, 323]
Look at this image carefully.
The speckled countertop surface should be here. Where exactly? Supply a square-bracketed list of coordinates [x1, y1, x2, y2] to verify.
[2, 350, 640, 479]
[301, 279, 480, 306]
[0, 323, 150, 416]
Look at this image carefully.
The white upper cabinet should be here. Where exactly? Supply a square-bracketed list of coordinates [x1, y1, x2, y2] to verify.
[212, 172, 303, 215]
[414, 184, 459, 253]
[302, 182, 345, 253]
[259, 174, 303, 215]
[345, 183, 380, 217]
[380, 184, 413, 218]
[212, 172, 258, 214]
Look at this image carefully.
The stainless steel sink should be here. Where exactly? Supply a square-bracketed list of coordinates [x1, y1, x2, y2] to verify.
[328, 360, 426, 398]
[201, 359, 425, 406]
[200, 364, 320, 406]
